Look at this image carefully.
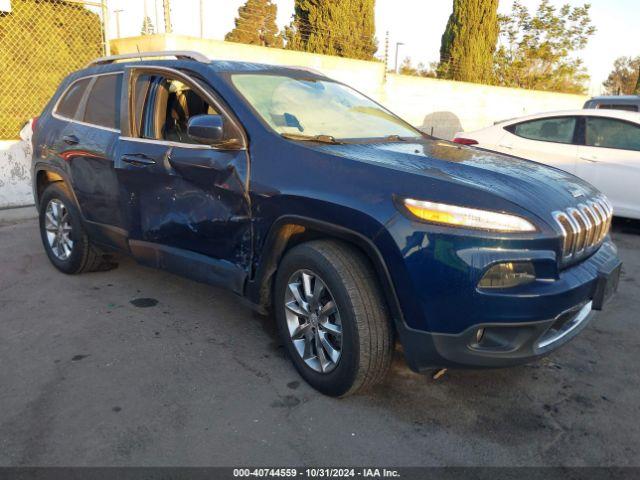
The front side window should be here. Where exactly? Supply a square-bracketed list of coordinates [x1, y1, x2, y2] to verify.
[133, 74, 232, 145]
[231, 74, 421, 140]
[83, 74, 123, 130]
[507, 117, 577, 144]
[585, 117, 640, 151]
[56, 78, 91, 119]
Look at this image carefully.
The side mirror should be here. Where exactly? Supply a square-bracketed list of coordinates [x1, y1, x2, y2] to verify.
[187, 114, 224, 145]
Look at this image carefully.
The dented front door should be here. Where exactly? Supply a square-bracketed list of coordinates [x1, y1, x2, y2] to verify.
[114, 65, 252, 283]
[115, 137, 252, 273]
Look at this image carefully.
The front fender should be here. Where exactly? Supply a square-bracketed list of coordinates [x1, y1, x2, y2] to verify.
[245, 213, 408, 331]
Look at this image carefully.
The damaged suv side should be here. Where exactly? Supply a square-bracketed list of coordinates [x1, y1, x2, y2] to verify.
[32, 52, 621, 396]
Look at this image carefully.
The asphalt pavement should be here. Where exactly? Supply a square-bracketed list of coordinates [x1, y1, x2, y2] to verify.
[1, 217, 639, 466]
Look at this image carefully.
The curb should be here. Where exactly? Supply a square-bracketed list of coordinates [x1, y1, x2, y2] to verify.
[0, 205, 38, 224]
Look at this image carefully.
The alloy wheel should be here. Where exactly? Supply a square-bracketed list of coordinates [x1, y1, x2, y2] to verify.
[284, 269, 343, 373]
[44, 199, 74, 261]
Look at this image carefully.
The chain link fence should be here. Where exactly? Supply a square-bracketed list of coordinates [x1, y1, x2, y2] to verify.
[0, 0, 107, 139]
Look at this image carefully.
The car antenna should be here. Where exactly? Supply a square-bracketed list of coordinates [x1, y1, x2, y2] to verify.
[136, 45, 143, 62]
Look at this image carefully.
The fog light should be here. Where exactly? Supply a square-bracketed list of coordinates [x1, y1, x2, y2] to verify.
[479, 262, 536, 289]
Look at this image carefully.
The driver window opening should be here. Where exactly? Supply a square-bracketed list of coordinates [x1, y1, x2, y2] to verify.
[134, 74, 223, 145]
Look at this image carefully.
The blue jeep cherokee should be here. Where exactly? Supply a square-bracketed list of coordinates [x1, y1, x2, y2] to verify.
[31, 51, 621, 396]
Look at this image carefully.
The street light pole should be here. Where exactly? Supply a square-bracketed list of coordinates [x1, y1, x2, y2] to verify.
[114, 9, 124, 38]
[199, 0, 204, 38]
[394, 42, 405, 74]
[154, 0, 160, 35]
[100, 0, 110, 56]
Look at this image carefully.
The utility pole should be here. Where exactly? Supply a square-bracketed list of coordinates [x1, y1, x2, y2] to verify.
[154, 0, 160, 36]
[163, 0, 172, 34]
[199, 0, 204, 38]
[100, 0, 110, 56]
[383, 31, 389, 82]
[394, 42, 404, 74]
[114, 9, 124, 38]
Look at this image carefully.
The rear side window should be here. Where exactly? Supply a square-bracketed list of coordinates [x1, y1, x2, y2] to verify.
[585, 117, 640, 151]
[83, 74, 123, 130]
[596, 104, 639, 112]
[56, 78, 91, 119]
[506, 117, 577, 144]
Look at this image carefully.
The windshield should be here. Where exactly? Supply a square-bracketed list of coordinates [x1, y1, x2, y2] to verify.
[231, 74, 422, 140]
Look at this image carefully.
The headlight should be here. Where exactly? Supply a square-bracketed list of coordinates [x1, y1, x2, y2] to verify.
[403, 198, 536, 233]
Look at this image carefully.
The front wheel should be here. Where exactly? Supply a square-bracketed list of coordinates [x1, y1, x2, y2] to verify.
[274, 240, 394, 397]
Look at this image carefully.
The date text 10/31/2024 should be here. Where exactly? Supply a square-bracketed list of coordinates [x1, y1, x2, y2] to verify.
[232, 468, 401, 478]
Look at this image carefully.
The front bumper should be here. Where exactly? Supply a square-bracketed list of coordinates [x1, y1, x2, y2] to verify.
[399, 300, 596, 370]
[393, 238, 621, 371]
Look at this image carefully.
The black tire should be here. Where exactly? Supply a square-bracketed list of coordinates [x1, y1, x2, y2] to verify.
[39, 182, 108, 274]
[274, 240, 394, 397]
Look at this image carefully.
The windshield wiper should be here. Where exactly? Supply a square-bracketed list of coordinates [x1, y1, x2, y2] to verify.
[281, 133, 343, 144]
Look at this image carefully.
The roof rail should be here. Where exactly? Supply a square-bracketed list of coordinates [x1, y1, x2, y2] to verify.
[291, 66, 324, 76]
[87, 50, 209, 67]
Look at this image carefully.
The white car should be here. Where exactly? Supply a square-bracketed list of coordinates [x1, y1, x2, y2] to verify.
[454, 109, 640, 220]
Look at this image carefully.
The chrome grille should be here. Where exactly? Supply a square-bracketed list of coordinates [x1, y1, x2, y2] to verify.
[553, 197, 613, 265]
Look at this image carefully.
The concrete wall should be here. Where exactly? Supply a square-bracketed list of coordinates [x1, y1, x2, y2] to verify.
[382, 74, 587, 139]
[0, 138, 33, 209]
[111, 35, 386, 99]
[112, 34, 587, 139]
[0, 34, 588, 208]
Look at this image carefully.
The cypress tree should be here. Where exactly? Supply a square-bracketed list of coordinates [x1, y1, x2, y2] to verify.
[225, 0, 283, 48]
[285, 0, 377, 61]
[438, 0, 499, 84]
[141, 16, 155, 35]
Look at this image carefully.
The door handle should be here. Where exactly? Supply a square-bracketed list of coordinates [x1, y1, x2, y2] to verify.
[62, 135, 79, 145]
[121, 153, 156, 167]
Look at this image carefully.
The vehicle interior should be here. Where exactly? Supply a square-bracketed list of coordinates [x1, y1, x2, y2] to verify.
[136, 75, 218, 144]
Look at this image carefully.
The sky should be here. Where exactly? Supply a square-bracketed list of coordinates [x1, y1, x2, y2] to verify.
[105, 0, 640, 95]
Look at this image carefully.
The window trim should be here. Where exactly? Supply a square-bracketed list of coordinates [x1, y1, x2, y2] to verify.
[504, 115, 580, 146]
[124, 65, 248, 151]
[582, 116, 640, 152]
[595, 104, 639, 112]
[53, 76, 92, 123]
[52, 71, 124, 133]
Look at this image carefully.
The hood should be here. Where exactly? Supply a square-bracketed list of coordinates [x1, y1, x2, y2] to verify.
[312, 138, 601, 222]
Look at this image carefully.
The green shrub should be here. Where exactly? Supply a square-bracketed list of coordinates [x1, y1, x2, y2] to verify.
[0, 0, 103, 138]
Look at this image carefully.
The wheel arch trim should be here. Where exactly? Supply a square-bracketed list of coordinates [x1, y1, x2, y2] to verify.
[33, 164, 77, 212]
[246, 215, 407, 331]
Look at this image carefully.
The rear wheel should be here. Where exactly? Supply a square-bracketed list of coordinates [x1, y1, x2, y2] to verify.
[274, 240, 393, 397]
[39, 182, 110, 274]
